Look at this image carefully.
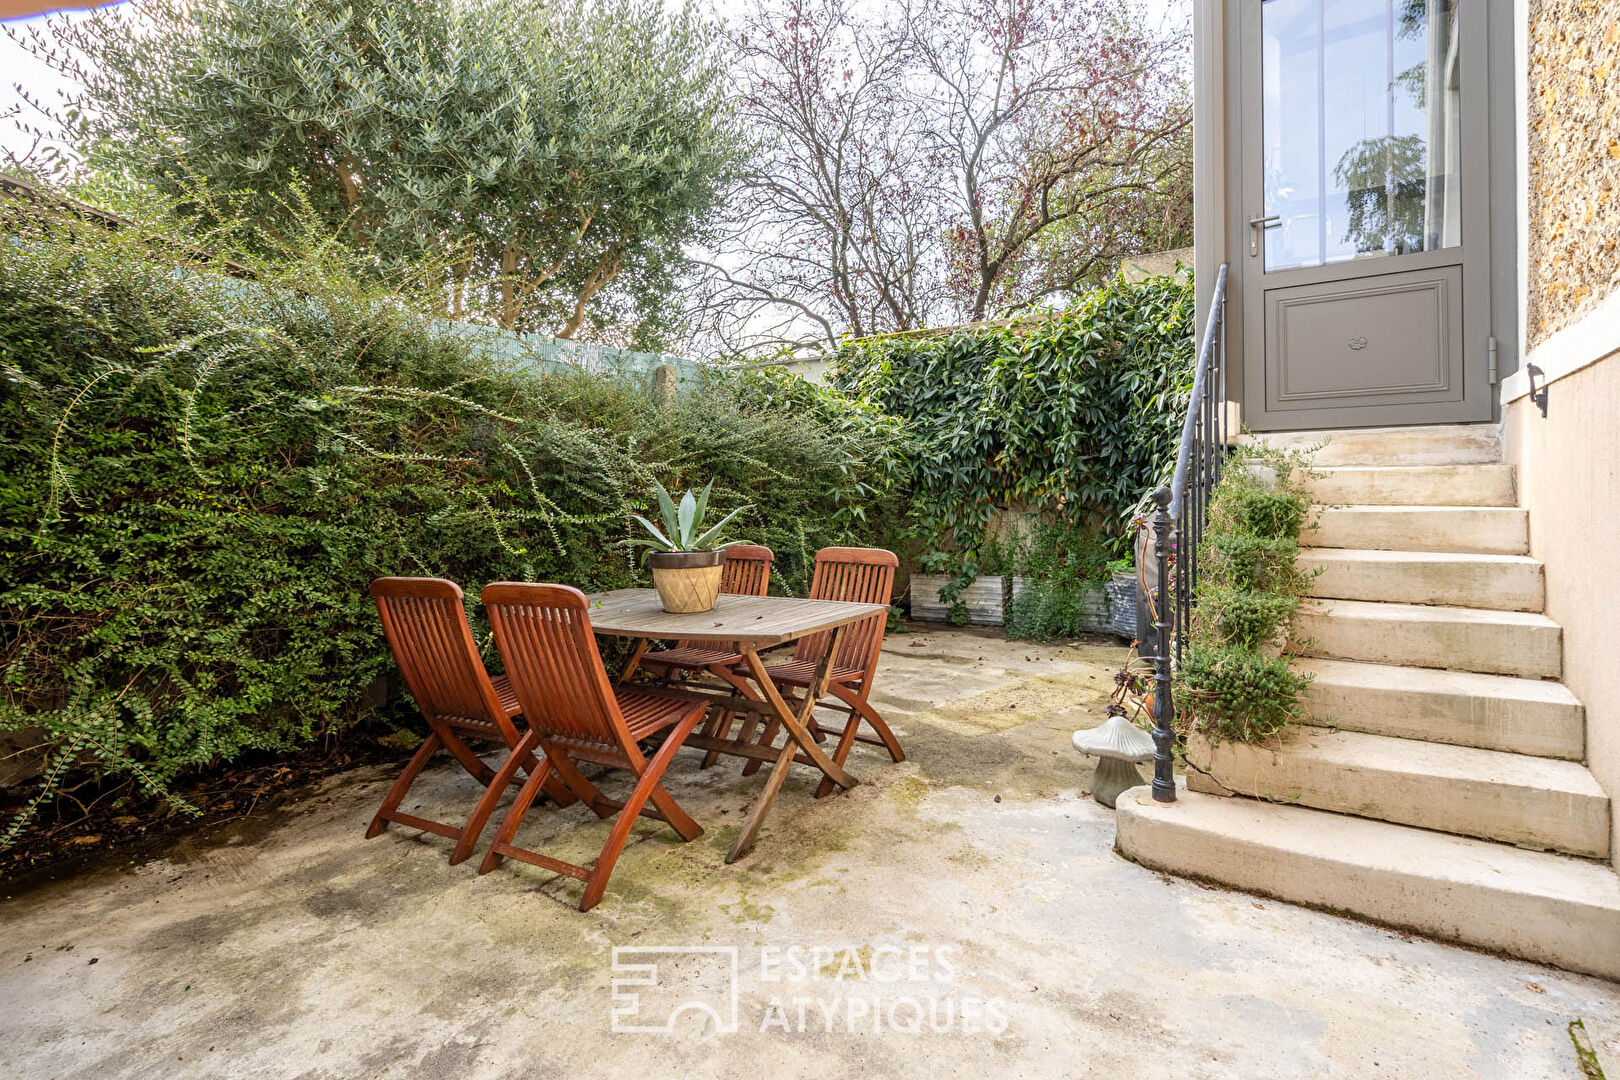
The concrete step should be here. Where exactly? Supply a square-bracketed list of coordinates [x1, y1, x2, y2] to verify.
[1298, 657, 1586, 760]
[1240, 423, 1502, 466]
[1302, 505, 1529, 555]
[1115, 787, 1620, 981]
[1298, 548, 1545, 612]
[1304, 464, 1516, 507]
[1292, 598, 1561, 678]
[1185, 727, 1610, 857]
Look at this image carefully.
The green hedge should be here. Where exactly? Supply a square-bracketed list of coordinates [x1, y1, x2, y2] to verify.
[0, 202, 901, 841]
[832, 273, 1195, 574]
[0, 190, 1197, 844]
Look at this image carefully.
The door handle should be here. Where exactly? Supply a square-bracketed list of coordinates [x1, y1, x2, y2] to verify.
[1249, 214, 1280, 257]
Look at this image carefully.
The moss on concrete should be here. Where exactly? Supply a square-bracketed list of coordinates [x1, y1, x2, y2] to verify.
[4, 629, 1614, 1079]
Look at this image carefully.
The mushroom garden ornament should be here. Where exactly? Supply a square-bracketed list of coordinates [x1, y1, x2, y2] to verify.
[1071, 706, 1156, 808]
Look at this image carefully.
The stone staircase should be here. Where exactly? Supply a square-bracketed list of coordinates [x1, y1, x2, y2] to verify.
[1115, 423, 1620, 980]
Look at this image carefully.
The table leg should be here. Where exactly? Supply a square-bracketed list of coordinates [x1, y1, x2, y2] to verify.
[702, 662, 760, 768]
[617, 639, 649, 685]
[726, 634, 857, 863]
[725, 741, 796, 864]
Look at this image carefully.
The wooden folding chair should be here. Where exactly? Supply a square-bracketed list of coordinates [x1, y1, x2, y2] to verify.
[630, 545, 773, 767]
[367, 577, 574, 865]
[741, 547, 904, 796]
[479, 583, 709, 912]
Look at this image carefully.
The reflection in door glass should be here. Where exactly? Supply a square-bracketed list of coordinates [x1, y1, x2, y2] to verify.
[1262, 0, 1461, 271]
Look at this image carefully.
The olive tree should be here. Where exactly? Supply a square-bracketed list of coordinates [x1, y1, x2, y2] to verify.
[22, 0, 744, 342]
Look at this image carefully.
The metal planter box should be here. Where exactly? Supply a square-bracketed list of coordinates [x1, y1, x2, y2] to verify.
[1008, 572, 1140, 639]
[1104, 571, 1140, 639]
[910, 574, 1007, 626]
[910, 570, 1140, 637]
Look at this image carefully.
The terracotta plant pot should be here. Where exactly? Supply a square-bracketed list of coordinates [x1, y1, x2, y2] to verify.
[647, 549, 725, 613]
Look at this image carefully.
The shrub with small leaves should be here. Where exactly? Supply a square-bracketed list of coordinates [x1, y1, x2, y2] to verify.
[0, 193, 902, 848]
[1174, 445, 1318, 743]
[1233, 488, 1309, 538]
[1203, 531, 1306, 597]
[1200, 586, 1299, 652]
[1175, 644, 1310, 742]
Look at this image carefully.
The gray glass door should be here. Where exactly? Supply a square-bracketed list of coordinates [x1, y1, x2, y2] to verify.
[1239, 0, 1491, 430]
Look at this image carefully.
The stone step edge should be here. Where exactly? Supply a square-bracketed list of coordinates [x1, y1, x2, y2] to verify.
[1297, 549, 1546, 612]
[1296, 657, 1585, 761]
[1183, 728, 1608, 858]
[1114, 786, 1620, 981]
[1290, 598, 1562, 679]
[1300, 508, 1531, 556]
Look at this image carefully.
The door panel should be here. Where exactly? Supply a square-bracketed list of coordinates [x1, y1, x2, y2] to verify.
[1269, 265, 1460, 406]
[1239, 0, 1491, 431]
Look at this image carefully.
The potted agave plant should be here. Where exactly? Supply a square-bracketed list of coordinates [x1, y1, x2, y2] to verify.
[630, 479, 750, 613]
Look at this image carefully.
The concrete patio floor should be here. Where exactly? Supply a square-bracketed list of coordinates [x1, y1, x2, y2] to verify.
[3, 626, 1618, 1079]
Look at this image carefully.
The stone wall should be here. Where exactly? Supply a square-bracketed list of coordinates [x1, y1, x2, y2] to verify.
[1526, 0, 1620, 347]
[1119, 247, 1194, 283]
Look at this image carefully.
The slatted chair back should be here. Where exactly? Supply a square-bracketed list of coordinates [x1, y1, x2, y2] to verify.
[370, 577, 518, 744]
[481, 583, 633, 750]
[478, 581, 710, 910]
[720, 545, 773, 596]
[793, 547, 897, 675]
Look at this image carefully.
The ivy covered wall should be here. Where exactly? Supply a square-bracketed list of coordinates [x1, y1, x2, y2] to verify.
[831, 273, 1196, 569]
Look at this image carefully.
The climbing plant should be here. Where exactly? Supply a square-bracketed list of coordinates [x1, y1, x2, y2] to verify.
[832, 272, 1195, 586]
[1001, 519, 1132, 641]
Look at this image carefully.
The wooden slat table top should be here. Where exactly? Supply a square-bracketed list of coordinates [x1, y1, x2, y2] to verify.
[583, 588, 888, 646]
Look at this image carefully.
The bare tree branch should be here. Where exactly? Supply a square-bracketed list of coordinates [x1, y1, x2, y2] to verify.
[686, 0, 1191, 357]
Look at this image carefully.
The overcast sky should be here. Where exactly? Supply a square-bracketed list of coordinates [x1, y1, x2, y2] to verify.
[2, 0, 1191, 171]
[1, 7, 93, 167]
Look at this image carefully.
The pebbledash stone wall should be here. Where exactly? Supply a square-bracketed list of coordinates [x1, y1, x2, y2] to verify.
[1526, 0, 1620, 347]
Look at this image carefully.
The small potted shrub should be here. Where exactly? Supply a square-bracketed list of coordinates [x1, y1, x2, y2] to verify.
[631, 479, 750, 613]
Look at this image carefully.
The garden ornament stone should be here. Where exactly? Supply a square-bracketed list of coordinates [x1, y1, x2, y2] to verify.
[1071, 706, 1156, 808]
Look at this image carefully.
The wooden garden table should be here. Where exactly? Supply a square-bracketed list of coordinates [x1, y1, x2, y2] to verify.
[583, 588, 889, 863]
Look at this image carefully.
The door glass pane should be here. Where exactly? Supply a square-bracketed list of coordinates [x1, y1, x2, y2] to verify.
[1262, 0, 1462, 272]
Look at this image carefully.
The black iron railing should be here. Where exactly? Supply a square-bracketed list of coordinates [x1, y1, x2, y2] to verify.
[1147, 261, 1229, 803]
